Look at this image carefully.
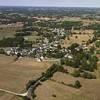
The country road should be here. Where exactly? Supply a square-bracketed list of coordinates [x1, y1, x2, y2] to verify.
[0, 88, 28, 98]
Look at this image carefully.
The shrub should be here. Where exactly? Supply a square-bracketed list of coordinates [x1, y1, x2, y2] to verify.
[72, 70, 80, 77]
[23, 96, 31, 100]
[80, 54, 98, 72]
[68, 80, 82, 89]
[26, 80, 36, 90]
[0, 49, 5, 54]
[60, 58, 65, 65]
[95, 41, 100, 48]
[94, 30, 100, 37]
[61, 21, 82, 30]
[41, 64, 64, 81]
[52, 94, 56, 97]
[74, 80, 82, 88]
[96, 50, 100, 54]
[81, 72, 96, 79]
[68, 43, 79, 51]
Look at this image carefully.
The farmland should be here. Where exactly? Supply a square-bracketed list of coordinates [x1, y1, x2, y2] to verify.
[0, 55, 53, 100]
[0, 55, 99, 100]
[0, 7, 99, 100]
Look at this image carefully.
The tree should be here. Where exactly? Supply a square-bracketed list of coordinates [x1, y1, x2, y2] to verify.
[74, 80, 81, 88]
[95, 41, 100, 48]
[0, 49, 5, 54]
[68, 80, 82, 89]
[61, 21, 82, 30]
[41, 64, 64, 81]
[81, 72, 96, 79]
[94, 30, 100, 37]
[72, 70, 80, 77]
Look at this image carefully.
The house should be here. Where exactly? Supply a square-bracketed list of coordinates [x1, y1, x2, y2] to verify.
[64, 54, 73, 59]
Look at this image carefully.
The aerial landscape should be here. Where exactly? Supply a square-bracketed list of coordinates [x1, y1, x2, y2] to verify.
[0, 0, 100, 100]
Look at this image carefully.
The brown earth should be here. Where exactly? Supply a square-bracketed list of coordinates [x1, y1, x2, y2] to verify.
[34, 71, 100, 100]
[0, 55, 53, 100]
[0, 55, 100, 100]
[62, 34, 93, 47]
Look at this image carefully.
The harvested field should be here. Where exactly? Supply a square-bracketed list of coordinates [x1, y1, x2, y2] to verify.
[0, 55, 53, 100]
[0, 27, 22, 39]
[0, 55, 100, 100]
[34, 72, 100, 100]
[62, 34, 93, 47]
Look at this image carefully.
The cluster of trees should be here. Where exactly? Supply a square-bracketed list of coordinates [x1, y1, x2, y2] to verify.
[36, 21, 60, 28]
[61, 43, 98, 72]
[61, 50, 98, 72]
[96, 50, 100, 54]
[0, 48, 5, 54]
[61, 21, 83, 30]
[15, 31, 32, 36]
[95, 40, 100, 48]
[93, 30, 100, 48]
[22, 27, 34, 31]
[46, 48, 64, 58]
[0, 36, 32, 48]
[72, 70, 96, 79]
[60, 43, 98, 79]
[94, 30, 100, 37]
[15, 26, 36, 37]
[85, 23, 100, 30]
[41, 64, 65, 81]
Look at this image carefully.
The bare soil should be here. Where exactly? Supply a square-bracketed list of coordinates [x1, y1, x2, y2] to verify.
[0, 55, 52, 100]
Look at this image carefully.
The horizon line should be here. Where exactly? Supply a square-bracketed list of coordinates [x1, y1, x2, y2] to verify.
[0, 5, 100, 8]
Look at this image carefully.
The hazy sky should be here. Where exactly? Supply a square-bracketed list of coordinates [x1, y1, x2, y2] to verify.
[0, 0, 100, 7]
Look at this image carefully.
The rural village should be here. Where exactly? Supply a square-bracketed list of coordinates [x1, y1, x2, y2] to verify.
[0, 7, 99, 100]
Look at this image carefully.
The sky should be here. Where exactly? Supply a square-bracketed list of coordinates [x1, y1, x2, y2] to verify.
[0, 0, 100, 7]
